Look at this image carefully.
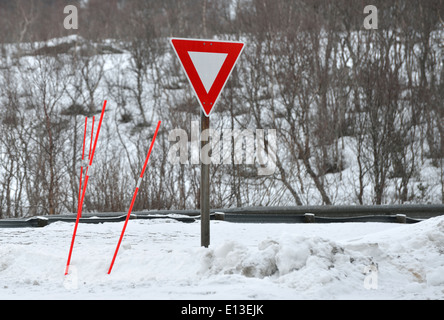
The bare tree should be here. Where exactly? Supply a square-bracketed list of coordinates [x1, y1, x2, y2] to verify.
[20, 54, 70, 215]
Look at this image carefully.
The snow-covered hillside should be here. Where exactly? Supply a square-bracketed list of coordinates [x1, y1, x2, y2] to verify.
[1, 33, 443, 218]
[0, 216, 443, 299]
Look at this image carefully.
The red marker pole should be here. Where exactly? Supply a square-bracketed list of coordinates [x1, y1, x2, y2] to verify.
[80, 116, 94, 219]
[88, 116, 95, 163]
[77, 117, 88, 214]
[65, 101, 107, 276]
[108, 120, 161, 274]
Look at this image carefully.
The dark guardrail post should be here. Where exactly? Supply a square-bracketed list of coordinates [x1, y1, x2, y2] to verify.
[215, 212, 225, 221]
[304, 213, 315, 223]
[396, 214, 406, 224]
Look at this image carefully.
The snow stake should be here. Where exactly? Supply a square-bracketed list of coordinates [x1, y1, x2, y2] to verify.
[108, 120, 161, 274]
[77, 117, 88, 215]
[65, 100, 107, 276]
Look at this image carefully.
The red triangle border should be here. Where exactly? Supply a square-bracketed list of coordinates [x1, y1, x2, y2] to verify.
[170, 38, 245, 117]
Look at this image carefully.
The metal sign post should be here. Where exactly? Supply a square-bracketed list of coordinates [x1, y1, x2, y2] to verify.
[200, 111, 210, 247]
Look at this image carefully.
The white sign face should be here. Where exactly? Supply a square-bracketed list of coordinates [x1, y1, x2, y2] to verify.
[188, 52, 228, 93]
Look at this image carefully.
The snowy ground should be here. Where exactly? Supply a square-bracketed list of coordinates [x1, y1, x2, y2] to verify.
[0, 216, 443, 300]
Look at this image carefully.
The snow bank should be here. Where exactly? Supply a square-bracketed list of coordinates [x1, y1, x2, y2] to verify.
[0, 216, 443, 299]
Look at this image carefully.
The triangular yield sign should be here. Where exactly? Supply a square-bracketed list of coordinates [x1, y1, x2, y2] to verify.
[170, 38, 245, 117]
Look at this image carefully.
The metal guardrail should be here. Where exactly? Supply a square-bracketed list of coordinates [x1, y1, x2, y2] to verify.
[219, 213, 421, 224]
[0, 213, 195, 228]
[0, 204, 443, 228]
[217, 204, 444, 219]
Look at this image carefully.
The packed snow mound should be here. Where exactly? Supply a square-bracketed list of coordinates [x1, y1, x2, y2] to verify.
[198, 216, 444, 298]
[0, 216, 443, 299]
[112, 213, 439, 299]
[200, 236, 351, 281]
